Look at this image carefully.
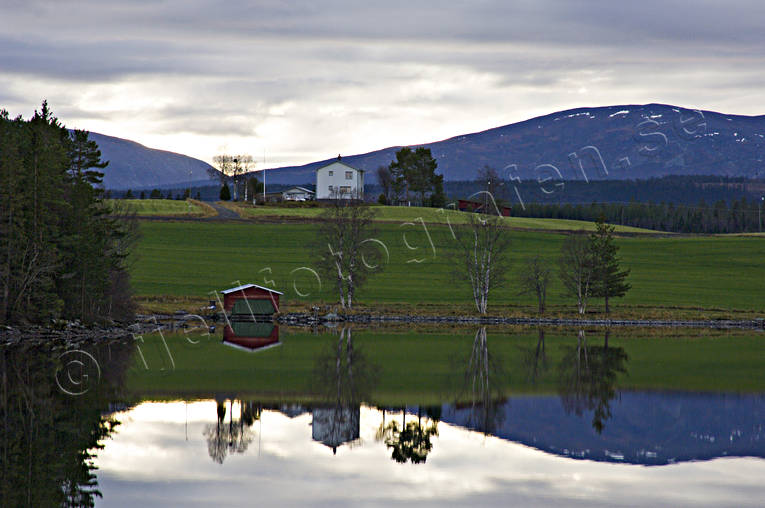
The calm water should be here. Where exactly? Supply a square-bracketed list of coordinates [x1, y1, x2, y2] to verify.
[2, 325, 765, 506]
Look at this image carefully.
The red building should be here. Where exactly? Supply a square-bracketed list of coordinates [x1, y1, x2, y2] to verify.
[220, 283, 283, 316]
[458, 199, 511, 217]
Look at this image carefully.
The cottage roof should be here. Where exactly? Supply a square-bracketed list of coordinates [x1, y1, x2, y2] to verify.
[284, 186, 315, 194]
[220, 283, 284, 295]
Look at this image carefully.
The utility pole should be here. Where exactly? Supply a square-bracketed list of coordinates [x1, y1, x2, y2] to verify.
[263, 149, 266, 204]
[760, 196, 763, 233]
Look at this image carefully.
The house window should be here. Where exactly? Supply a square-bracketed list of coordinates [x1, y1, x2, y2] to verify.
[328, 185, 333, 192]
[345, 171, 353, 180]
[340, 186, 351, 194]
[328, 170, 334, 176]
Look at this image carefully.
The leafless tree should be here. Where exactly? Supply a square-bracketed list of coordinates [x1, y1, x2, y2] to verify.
[212, 154, 233, 186]
[315, 192, 383, 310]
[451, 213, 511, 314]
[476, 165, 503, 204]
[558, 233, 594, 315]
[212, 154, 254, 201]
[517, 254, 551, 314]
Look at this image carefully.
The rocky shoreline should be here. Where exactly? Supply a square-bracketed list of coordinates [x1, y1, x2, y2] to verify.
[0, 324, 133, 347]
[276, 312, 765, 329]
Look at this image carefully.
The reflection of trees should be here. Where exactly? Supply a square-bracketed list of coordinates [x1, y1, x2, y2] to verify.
[312, 327, 377, 453]
[519, 327, 549, 384]
[0, 339, 134, 507]
[382, 407, 439, 464]
[203, 399, 257, 464]
[456, 327, 507, 434]
[557, 329, 628, 433]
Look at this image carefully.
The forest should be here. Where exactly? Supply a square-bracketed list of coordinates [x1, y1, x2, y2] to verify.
[0, 102, 136, 324]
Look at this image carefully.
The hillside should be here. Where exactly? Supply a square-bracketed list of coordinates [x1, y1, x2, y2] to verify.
[260, 104, 765, 185]
[86, 132, 218, 190]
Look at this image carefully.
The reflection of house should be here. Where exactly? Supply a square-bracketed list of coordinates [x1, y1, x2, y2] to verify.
[282, 186, 315, 201]
[315, 156, 364, 200]
[311, 406, 361, 453]
[223, 322, 281, 352]
[220, 283, 282, 318]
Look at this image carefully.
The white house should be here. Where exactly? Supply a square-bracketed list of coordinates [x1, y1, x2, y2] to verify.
[315, 156, 364, 200]
[282, 186, 315, 201]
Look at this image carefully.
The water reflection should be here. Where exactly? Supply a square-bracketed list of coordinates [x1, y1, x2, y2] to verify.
[0, 339, 134, 507]
[222, 321, 280, 352]
[557, 329, 628, 433]
[203, 399, 259, 464]
[381, 407, 439, 464]
[311, 327, 377, 453]
[454, 327, 508, 434]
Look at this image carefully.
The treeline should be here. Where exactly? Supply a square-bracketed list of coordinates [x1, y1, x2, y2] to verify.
[445, 175, 763, 206]
[0, 102, 137, 324]
[509, 198, 765, 234]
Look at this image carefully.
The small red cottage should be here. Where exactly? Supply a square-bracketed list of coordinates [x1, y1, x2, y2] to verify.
[220, 283, 283, 317]
[458, 199, 511, 217]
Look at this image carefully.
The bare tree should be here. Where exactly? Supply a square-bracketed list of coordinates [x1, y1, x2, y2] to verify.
[451, 213, 511, 314]
[212, 154, 233, 185]
[315, 193, 383, 310]
[517, 254, 551, 314]
[476, 165, 503, 205]
[558, 233, 594, 315]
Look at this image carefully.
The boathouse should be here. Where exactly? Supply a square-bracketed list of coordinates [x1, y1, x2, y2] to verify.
[220, 283, 283, 317]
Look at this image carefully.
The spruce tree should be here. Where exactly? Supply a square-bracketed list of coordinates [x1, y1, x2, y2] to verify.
[589, 217, 631, 314]
[219, 183, 231, 201]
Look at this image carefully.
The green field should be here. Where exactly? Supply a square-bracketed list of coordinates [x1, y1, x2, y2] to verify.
[131, 220, 765, 313]
[129, 327, 765, 404]
[110, 199, 212, 216]
[230, 203, 657, 233]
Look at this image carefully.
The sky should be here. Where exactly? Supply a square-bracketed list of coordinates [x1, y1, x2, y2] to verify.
[1, 0, 764, 168]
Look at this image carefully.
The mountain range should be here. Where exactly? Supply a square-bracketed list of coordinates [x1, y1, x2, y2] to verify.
[259, 103, 765, 185]
[91, 103, 765, 189]
[85, 131, 217, 190]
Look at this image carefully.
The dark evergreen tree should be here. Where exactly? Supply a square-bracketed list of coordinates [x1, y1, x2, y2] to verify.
[124, 189, 133, 199]
[589, 217, 631, 314]
[140, 190, 146, 199]
[219, 183, 231, 201]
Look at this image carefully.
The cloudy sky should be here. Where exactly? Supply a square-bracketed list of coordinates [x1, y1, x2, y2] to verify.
[1, 0, 764, 168]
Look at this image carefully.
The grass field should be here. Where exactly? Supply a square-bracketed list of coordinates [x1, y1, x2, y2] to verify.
[129, 327, 765, 404]
[131, 220, 765, 314]
[110, 199, 215, 216]
[227, 202, 659, 233]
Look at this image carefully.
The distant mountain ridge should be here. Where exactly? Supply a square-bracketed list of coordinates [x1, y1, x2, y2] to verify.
[260, 104, 765, 185]
[84, 131, 217, 190]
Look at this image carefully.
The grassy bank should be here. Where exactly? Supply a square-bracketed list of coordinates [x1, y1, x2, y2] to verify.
[225, 202, 659, 233]
[130, 220, 765, 315]
[110, 198, 215, 217]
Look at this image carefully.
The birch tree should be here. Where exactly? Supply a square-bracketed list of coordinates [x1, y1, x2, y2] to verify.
[315, 194, 382, 310]
[451, 213, 511, 314]
[558, 233, 594, 315]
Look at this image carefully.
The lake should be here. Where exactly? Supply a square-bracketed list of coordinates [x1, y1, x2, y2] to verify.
[2, 325, 765, 506]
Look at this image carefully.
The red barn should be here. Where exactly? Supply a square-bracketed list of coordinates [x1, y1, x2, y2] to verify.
[220, 283, 283, 316]
[457, 199, 511, 217]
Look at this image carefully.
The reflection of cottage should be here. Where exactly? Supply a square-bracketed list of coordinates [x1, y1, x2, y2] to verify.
[223, 322, 281, 352]
[311, 406, 361, 454]
[282, 186, 315, 201]
[220, 283, 282, 319]
[315, 156, 364, 200]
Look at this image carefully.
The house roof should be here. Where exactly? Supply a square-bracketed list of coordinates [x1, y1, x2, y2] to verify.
[220, 283, 284, 295]
[315, 159, 364, 173]
[283, 186, 315, 194]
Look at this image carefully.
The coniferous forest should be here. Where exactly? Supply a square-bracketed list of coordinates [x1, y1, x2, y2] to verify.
[0, 102, 137, 324]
